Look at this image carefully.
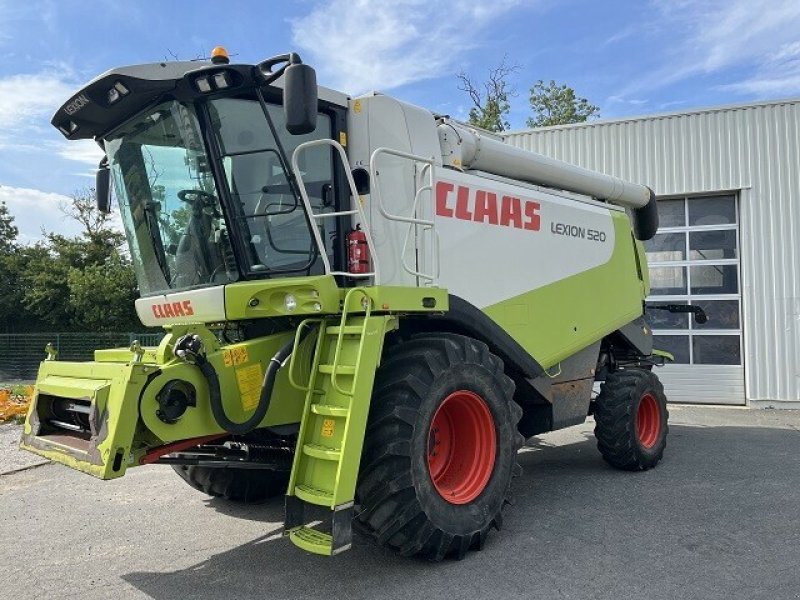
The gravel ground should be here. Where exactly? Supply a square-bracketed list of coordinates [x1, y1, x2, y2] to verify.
[1, 405, 799, 600]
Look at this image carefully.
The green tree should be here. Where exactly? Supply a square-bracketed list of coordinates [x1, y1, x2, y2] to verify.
[457, 58, 519, 132]
[527, 80, 600, 128]
[20, 189, 139, 331]
[0, 202, 24, 331]
[67, 253, 139, 331]
[0, 201, 18, 252]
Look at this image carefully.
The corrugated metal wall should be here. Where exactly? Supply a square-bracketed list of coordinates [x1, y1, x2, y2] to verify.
[504, 101, 800, 405]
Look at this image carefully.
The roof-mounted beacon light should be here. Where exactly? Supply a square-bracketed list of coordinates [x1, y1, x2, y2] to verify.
[210, 46, 230, 65]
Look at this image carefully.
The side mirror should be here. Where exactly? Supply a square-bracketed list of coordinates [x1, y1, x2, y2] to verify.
[284, 62, 317, 135]
[96, 158, 111, 213]
[256, 53, 318, 135]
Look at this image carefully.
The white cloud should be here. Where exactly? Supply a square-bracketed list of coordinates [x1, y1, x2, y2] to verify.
[0, 71, 75, 131]
[291, 0, 522, 94]
[0, 183, 78, 244]
[719, 40, 800, 96]
[57, 139, 105, 167]
[612, 0, 800, 101]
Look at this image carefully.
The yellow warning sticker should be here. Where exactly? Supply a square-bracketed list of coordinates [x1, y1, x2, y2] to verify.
[236, 363, 263, 412]
[339, 131, 347, 147]
[223, 346, 249, 367]
[353, 99, 362, 113]
[321, 418, 335, 438]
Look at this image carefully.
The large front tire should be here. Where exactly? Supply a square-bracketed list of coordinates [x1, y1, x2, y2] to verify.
[172, 465, 289, 503]
[356, 333, 523, 560]
[593, 369, 668, 471]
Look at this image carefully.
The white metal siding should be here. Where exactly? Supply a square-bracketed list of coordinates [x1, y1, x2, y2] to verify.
[504, 101, 800, 405]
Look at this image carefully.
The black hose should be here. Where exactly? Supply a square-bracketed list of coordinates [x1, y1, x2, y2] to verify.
[186, 329, 311, 435]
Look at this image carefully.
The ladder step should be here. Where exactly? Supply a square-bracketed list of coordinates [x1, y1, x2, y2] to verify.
[303, 443, 342, 461]
[325, 325, 363, 335]
[310, 404, 349, 418]
[288, 526, 333, 556]
[318, 364, 356, 375]
[295, 484, 334, 506]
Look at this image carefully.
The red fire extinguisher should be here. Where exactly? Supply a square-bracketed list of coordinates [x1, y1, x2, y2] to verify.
[347, 225, 370, 274]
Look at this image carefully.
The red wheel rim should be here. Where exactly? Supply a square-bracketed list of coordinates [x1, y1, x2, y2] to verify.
[636, 393, 661, 449]
[427, 390, 496, 504]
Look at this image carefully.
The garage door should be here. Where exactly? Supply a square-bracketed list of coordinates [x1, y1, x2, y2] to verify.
[644, 194, 745, 405]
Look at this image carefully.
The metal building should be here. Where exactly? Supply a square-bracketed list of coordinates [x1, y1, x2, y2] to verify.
[503, 99, 800, 408]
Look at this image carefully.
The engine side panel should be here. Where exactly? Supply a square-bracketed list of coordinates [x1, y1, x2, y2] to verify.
[433, 169, 645, 369]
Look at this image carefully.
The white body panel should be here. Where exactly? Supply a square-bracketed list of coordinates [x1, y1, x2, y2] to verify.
[135, 286, 226, 327]
[434, 170, 616, 308]
[347, 94, 442, 287]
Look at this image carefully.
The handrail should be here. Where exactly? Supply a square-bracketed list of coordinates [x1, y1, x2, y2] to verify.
[369, 147, 438, 284]
[291, 139, 380, 281]
[288, 318, 325, 392]
[329, 287, 372, 396]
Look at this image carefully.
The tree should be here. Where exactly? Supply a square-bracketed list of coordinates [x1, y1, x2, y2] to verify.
[20, 189, 139, 331]
[0, 202, 23, 331]
[67, 254, 139, 331]
[0, 201, 18, 252]
[527, 80, 600, 128]
[457, 57, 519, 132]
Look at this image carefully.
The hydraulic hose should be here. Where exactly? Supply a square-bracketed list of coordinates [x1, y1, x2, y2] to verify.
[176, 329, 311, 435]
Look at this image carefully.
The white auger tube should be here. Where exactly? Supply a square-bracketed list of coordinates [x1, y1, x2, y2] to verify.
[437, 119, 658, 239]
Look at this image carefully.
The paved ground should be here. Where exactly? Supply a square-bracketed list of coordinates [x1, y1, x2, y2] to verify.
[1, 406, 799, 600]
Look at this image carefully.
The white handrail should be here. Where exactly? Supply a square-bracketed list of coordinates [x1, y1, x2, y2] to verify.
[369, 147, 438, 285]
[291, 139, 380, 282]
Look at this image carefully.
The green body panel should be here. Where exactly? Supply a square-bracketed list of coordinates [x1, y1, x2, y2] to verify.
[138, 327, 309, 443]
[94, 347, 159, 363]
[225, 275, 341, 320]
[20, 325, 316, 478]
[484, 213, 646, 369]
[225, 275, 449, 321]
[20, 359, 157, 479]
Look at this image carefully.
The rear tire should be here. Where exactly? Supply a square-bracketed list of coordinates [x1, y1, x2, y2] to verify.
[593, 369, 668, 471]
[172, 465, 289, 503]
[356, 333, 523, 560]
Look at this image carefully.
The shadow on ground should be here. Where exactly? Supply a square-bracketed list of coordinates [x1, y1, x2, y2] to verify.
[122, 423, 800, 600]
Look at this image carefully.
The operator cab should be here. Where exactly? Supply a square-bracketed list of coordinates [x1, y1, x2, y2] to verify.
[52, 51, 350, 297]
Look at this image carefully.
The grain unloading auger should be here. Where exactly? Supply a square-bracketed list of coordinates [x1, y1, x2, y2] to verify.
[21, 47, 697, 559]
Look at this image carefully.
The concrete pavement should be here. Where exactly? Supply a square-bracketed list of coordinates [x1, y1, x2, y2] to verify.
[1, 406, 799, 599]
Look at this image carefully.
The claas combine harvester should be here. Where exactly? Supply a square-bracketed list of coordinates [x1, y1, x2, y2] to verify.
[21, 47, 702, 560]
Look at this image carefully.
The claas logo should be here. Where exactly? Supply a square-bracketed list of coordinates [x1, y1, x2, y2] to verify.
[151, 300, 195, 319]
[436, 181, 541, 231]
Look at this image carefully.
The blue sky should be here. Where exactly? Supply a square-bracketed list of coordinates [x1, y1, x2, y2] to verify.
[1, 0, 799, 242]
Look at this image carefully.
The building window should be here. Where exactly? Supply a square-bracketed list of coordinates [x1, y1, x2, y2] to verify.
[645, 194, 741, 365]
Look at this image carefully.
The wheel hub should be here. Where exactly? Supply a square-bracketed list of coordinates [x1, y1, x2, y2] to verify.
[636, 392, 661, 449]
[427, 390, 496, 504]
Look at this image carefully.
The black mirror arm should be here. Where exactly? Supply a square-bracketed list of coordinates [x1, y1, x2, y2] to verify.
[256, 53, 303, 84]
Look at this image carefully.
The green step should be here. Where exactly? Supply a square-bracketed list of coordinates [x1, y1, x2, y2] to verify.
[318, 364, 356, 375]
[285, 311, 394, 556]
[295, 484, 334, 505]
[325, 325, 363, 335]
[310, 404, 349, 417]
[288, 526, 333, 556]
[303, 443, 341, 461]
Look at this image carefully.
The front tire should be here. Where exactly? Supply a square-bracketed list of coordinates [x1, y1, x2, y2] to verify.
[172, 465, 289, 503]
[356, 333, 523, 560]
[593, 369, 668, 471]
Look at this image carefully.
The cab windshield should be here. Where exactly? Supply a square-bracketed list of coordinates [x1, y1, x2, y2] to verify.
[106, 97, 334, 296]
[106, 100, 237, 295]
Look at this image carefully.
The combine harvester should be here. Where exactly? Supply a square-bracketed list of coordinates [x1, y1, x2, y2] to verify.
[21, 47, 698, 559]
